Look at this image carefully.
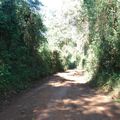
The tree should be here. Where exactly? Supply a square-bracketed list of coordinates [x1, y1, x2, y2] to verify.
[84, 0, 120, 89]
[42, 0, 88, 69]
[0, 0, 47, 97]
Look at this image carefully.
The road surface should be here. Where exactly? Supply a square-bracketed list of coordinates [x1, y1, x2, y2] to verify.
[0, 70, 120, 120]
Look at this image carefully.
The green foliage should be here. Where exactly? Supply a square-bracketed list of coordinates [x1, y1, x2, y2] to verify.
[43, 0, 85, 70]
[0, 0, 64, 100]
[113, 99, 120, 103]
[83, 0, 120, 91]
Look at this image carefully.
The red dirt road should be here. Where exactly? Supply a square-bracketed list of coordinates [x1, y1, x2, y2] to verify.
[0, 70, 120, 120]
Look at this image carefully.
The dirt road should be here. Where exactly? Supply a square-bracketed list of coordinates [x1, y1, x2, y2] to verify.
[0, 70, 120, 120]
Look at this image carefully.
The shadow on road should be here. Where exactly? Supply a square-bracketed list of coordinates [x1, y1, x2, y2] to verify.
[33, 70, 120, 120]
[0, 70, 120, 120]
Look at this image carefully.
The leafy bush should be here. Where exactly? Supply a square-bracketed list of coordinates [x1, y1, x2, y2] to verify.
[0, 0, 64, 100]
[84, 0, 120, 91]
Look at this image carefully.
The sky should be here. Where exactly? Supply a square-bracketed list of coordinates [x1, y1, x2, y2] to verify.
[40, 0, 63, 10]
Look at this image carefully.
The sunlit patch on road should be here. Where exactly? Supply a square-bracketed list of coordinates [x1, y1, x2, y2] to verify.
[56, 69, 88, 84]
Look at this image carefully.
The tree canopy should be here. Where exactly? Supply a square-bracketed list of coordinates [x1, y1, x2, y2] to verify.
[0, 0, 120, 101]
[0, 0, 63, 100]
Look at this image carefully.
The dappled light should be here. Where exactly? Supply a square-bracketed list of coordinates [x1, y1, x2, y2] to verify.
[0, 0, 120, 120]
[56, 69, 88, 84]
[47, 69, 87, 87]
[48, 80, 71, 87]
[0, 70, 120, 120]
[31, 70, 120, 120]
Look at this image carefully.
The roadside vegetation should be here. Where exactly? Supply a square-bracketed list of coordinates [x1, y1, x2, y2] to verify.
[83, 0, 120, 96]
[0, 0, 64, 102]
[0, 0, 120, 102]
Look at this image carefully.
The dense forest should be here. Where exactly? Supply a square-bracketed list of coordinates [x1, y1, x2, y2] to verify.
[84, 0, 120, 94]
[0, 0, 120, 102]
[43, 0, 120, 94]
[0, 0, 63, 101]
